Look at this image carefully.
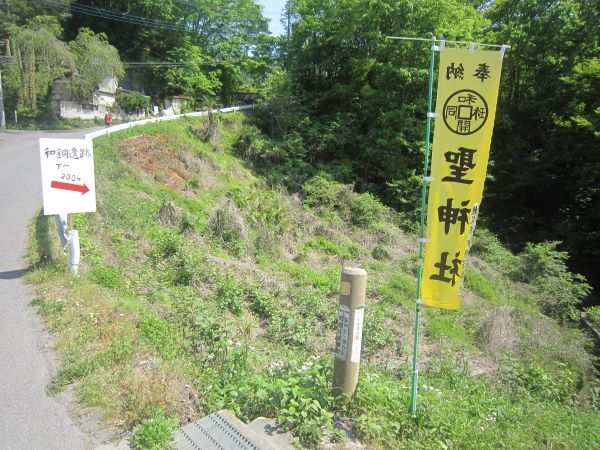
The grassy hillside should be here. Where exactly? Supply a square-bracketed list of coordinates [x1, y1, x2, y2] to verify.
[27, 113, 600, 449]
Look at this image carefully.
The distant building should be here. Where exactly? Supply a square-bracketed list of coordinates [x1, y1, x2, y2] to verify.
[53, 76, 150, 120]
[163, 95, 191, 116]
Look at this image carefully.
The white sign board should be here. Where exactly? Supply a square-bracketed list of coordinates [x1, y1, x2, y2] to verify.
[335, 305, 350, 361]
[351, 307, 364, 363]
[39, 138, 96, 215]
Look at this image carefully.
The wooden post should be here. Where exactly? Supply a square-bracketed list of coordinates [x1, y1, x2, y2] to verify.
[332, 267, 367, 397]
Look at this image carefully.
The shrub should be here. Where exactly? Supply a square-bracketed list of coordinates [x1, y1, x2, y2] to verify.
[349, 192, 389, 227]
[90, 264, 125, 290]
[302, 172, 354, 221]
[513, 241, 591, 323]
[233, 125, 281, 168]
[117, 91, 150, 114]
[584, 305, 600, 328]
[205, 198, 247, 256]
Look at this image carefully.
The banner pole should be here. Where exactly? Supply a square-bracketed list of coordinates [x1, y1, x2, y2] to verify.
[410, 37, 438, 419]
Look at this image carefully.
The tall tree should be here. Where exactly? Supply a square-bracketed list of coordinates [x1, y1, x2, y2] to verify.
[5, 16, 73, 112]
[0, 0, 70, 37]
[69, 28, 124, 101]
[161, 40, 221, 103]
[275, 0, 488, 211]
[63, 0, 272, 105]
[481, 0, 600, 298]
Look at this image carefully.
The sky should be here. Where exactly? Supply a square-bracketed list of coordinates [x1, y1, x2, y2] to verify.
[258, 0, 287, 35]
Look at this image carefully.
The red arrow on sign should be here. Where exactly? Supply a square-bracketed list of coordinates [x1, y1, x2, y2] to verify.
[51, 180, 90, 195]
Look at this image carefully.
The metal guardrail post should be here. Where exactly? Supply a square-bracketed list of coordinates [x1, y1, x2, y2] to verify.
[69, 230, 80, 275]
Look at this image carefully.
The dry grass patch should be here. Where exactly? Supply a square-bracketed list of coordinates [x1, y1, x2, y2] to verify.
[476, 306, 518, 357]
[116, 134, 196, 192]
[119, 360, 192, 426]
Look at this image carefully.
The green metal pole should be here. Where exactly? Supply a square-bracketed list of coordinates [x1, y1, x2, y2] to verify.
[410, 38, 438, 419]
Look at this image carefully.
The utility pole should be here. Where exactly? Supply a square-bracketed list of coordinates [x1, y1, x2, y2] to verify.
[0, 67, 6, 129]
[0, 39, 8, 129]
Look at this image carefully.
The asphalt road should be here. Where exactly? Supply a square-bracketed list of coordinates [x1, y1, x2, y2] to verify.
[0, 128, 109, 450]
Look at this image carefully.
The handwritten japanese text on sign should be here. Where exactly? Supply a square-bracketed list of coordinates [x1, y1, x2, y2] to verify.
[39, 138, 96, 215]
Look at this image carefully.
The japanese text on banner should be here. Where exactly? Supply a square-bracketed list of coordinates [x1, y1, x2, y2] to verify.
[421, 47, 504, 310]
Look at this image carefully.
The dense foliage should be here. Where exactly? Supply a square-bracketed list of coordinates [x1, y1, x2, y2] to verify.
[1, 16, 122, 124]
[482, 0, 600, 298]
[116, 91, 150, 114]
[255, 0, 600, 301]
[61, 0, 275, 106]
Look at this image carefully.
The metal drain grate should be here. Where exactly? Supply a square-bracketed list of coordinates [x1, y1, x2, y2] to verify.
[174, 410, 270, 450]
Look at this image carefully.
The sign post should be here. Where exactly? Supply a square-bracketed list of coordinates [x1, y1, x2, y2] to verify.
[332, 267, 367, 398]
[39, 138, 96, 274]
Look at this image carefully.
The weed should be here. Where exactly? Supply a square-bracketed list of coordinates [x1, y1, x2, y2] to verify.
[131, 408, 178, 450]
[139, 315, 180, 359]
[216, 274, 244, 315]
[246, 285, 279, 319]
[149, 228, 185, 262]
[371, 244, 391, 261]
[504, 360, 581, 403]
[90, 264, 125, 290]
[463, 268, 498, 301]
[378, 273, 415, 306]
[304, 236, 360, 259]
[205, 198, 247, 256]
[469, 228, 518, 274]
[267, 311, 314, 347]
[47, 359, 97, 395]
[361, 309, 395, 357]
[476, 307, 518, 357]
[270, 357, 335, 446]
[426, 312, 473, 347]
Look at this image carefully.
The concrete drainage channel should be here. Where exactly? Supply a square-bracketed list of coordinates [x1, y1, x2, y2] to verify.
[174, 410, 295, 450]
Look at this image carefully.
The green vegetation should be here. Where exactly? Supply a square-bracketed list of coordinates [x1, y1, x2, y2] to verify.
[117, 92, 151, 114]
[2, 0, 598, 303]
[586, 306, 600, 329]
[27, 114, 599, 448]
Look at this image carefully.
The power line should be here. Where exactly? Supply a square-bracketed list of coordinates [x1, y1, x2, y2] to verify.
[41, 0, 189, 31]
[124, 61, 194, 67]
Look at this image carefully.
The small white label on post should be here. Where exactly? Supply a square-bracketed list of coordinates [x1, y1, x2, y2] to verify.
[335, 305, 350, 361]
[351, 307, 364, 363]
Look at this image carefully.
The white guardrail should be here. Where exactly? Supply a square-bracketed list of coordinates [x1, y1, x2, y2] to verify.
[84, 104, 255, 141]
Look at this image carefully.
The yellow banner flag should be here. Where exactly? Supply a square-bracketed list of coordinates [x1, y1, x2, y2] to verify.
[421, 47, 504, 309]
